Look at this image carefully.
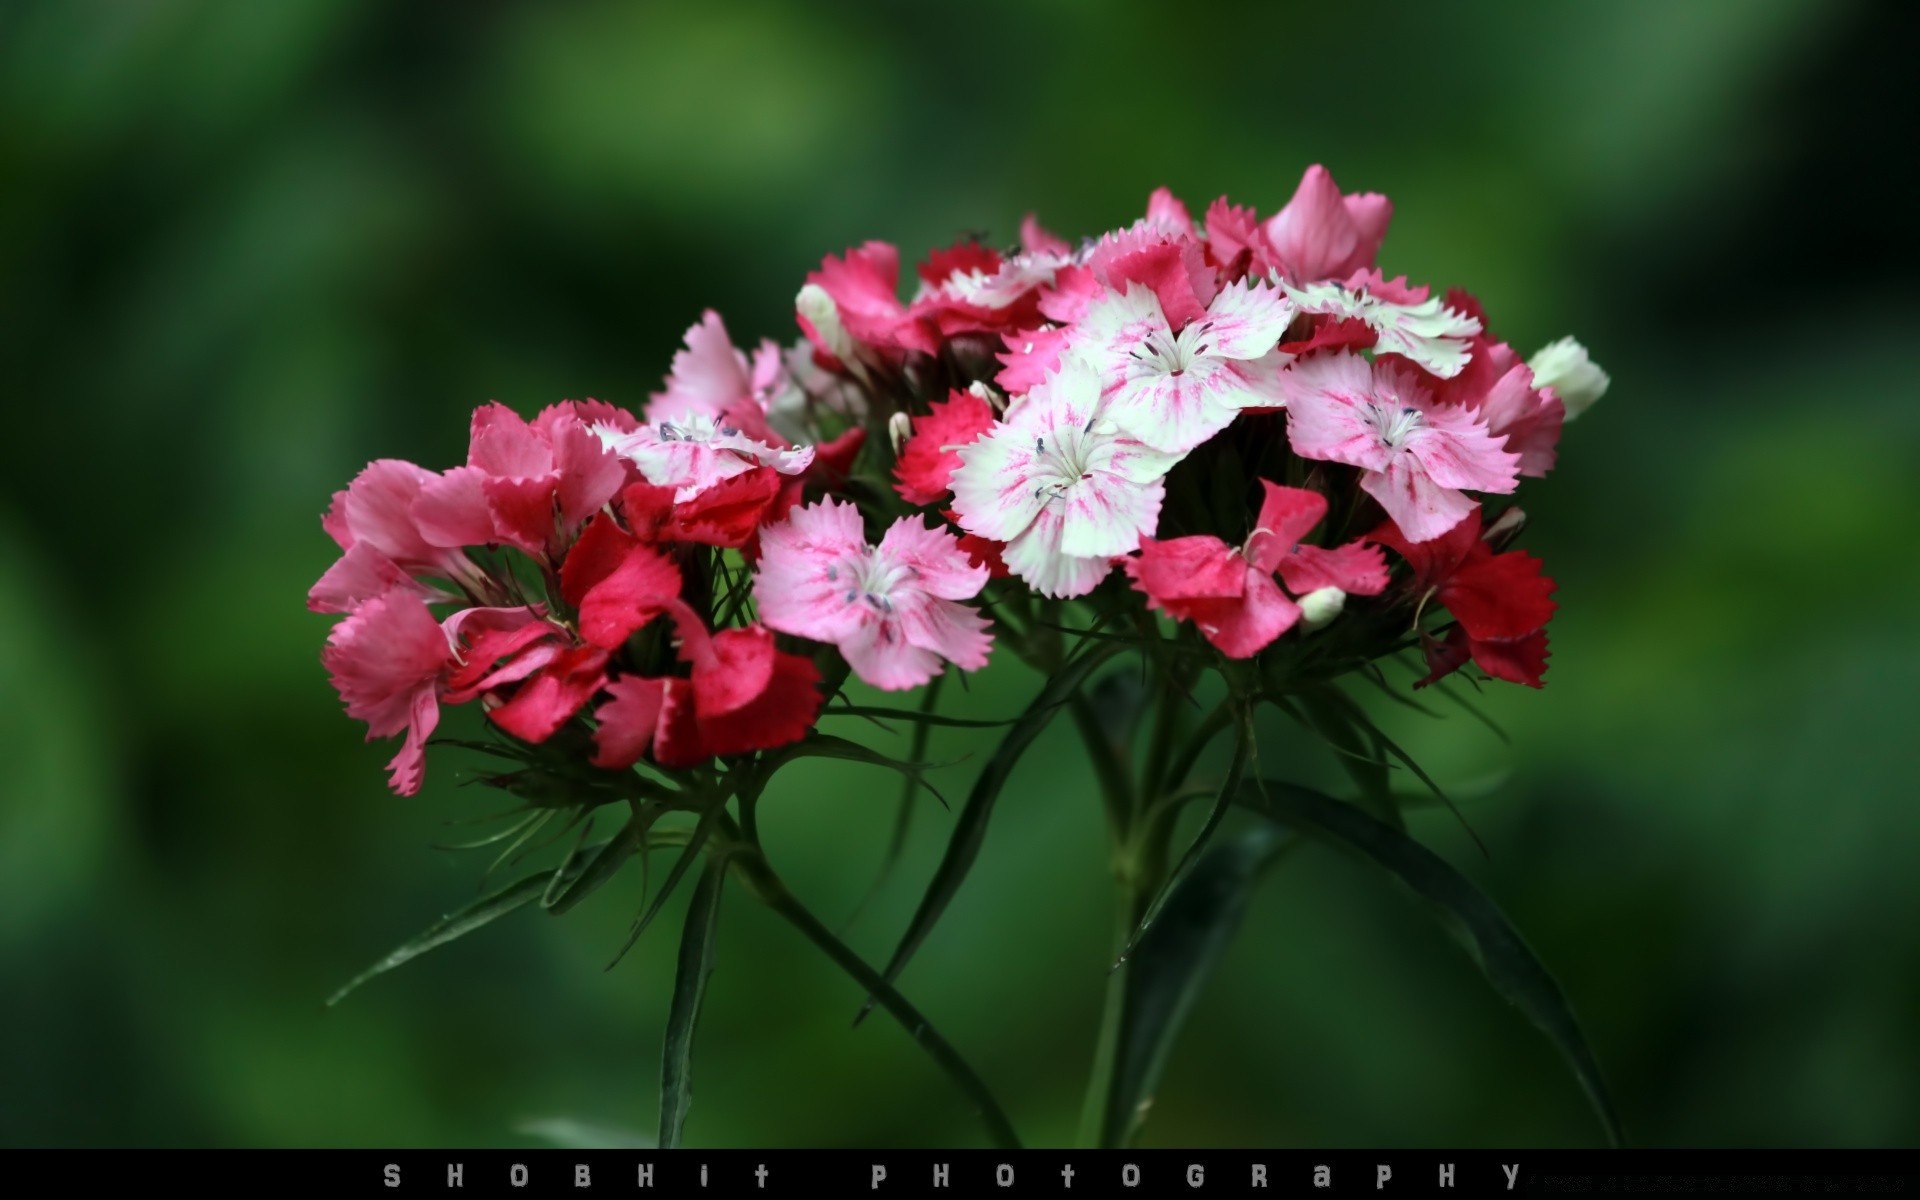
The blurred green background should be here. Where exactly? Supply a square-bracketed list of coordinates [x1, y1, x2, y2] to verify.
[3, 0, 1915, 1149]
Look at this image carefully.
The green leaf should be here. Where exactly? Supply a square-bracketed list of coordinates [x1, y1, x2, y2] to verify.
[606, 796, 727, 969]
[1103, 824, 1291, 1147]
[824, 704, 1028, 730]
[326, 859, 590, 1007]
[658, 853, 727, 1149]
[1316, 686, 1486, 856]
[1234, 778, 1626, 1147]
[841, 675, 946, 934]
[856, 642, 1122, 1023]
[1289, 686, 1399, 829]
[774, 733, 950, 807]
[1122, 709, 1252, 959]
[543, 811, 647, 915]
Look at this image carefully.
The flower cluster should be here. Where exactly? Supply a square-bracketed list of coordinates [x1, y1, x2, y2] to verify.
[313, 164, 1606, 796]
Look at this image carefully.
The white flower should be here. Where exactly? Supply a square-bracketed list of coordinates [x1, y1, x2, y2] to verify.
[949, 358, 1179, 598]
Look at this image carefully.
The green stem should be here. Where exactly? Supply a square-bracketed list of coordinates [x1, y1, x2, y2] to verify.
[1069, 693, 1135, 844]
[725, 835, 1023, 1151]
[1076, 876, 1148, 1148]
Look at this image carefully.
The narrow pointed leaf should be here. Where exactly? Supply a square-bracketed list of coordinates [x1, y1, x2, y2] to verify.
[1121, 714, 1252, 960]
[856, 643, 1122, 1022]
[1293, 686, 1398, 829]
[607, 797, 726, 968]
[731, 849, 1023, 1150]
[327, 858, 592, 1006]
[544, 812, 646, 915]
[1104, 824, 1291, 1147]
[1234, 778, 1625, 1147]
[659, 854, 727, 1149]
[843, 675, 945, 934]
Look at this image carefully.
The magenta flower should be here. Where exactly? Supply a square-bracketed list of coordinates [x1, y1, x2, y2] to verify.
[755, 498, 991, 691]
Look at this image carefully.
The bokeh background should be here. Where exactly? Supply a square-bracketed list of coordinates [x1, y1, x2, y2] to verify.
[3, 0, 1915, 1149]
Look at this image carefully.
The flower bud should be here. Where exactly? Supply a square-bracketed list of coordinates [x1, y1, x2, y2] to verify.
[1528, 337, 1609, 421]
[1481, 506, 1527, 550]
[796, 283, 858, 369]
[1297, 586, 1346, 631]
[887, 411, 913, 453]
[966, 380, 1008, 415]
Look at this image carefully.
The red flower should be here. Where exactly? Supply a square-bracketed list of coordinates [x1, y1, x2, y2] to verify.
[1125, 481, 1387, 658]
[1370, 508, 1557, 688]
[894, 389, 996, 506]
[590, 607, 823, 770]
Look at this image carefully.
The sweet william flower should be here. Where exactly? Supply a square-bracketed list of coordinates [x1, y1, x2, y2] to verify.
[1125, 480, 1386, 658]
[755, 499, 991, 691]
[411, 402, 628, 564]
[1282, 272, 1482, 379]
[1282, 351, 1519, 543]
[1420, 289, 1564, 478]
[1370, 507, 1557, 688]
[323, 590, 455, 796]
[590, 610, 824, 770]
[1073, 276, 1295, 454]
[324, 597, 556, 795]
[1261, 165, 1393, 284]
[949, 360, 1179, 598]
[893, 387, 998, 506]
[599, 411, 814, 503]
[310, 459, 484, 613]
[647, 310, 791, 446]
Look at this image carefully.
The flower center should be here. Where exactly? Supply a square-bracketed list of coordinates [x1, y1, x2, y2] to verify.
[1370, 403, 1425, 449]
[1030, 426, 1099, 504]
[828, 550, 916, 615]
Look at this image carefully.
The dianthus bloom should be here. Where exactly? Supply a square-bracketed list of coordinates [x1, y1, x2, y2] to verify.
[1370, 507, 1557, 688]
[1126, 480, 1386, 657]
[755, 499, 992, 690]
[949, 359, 1179, 597]
[1282, 351, 1518, 543]
[1073, 278, 1296, 454]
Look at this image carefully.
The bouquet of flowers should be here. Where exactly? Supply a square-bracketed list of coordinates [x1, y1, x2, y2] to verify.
[312, 165, 1615, 1149]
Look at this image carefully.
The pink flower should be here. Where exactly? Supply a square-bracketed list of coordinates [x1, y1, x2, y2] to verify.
[324, 596, 559, 795]
[794, 241, 937, 367]
[994, 324, 1073, 396]
[647, 310, 790, 446]
[949, 360, 1179, 598]
[1282, 351, 1519, 543]
[324, 590, 455, 795]
[1020, 213, 1071, 258]
[907, 240, 1064, 339]
[411, 402, 628, 563]
[487, 645, 612, 744]
[1075, 268, 1297, 451]
[893, 388, 998, 506]
[1124, 481, 1380, 658]
[1260, 165, 1393, 283]
[560, 523, 685, 651]
[599, 411, 814, 502]
[755, 499, 992, 691]
[310, 459, 481, 612]
[1421, 290, 1564, 477]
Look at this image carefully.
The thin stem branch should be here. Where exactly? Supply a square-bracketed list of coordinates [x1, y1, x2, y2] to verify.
[727, 841, 1024, 1151]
